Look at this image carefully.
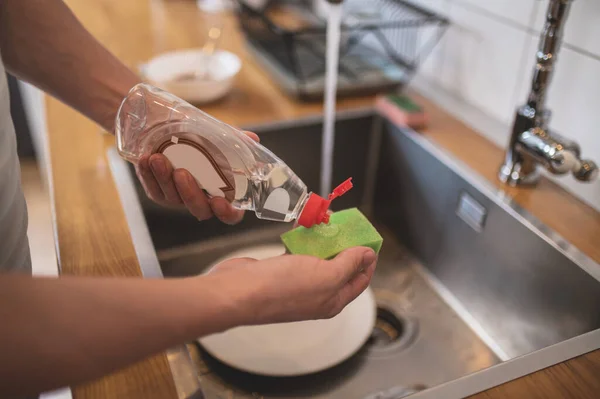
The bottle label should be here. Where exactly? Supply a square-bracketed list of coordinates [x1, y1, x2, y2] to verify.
[152, 133, 237, 202]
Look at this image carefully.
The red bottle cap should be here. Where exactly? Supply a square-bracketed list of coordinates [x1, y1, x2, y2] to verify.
[297, 178, 353, 228]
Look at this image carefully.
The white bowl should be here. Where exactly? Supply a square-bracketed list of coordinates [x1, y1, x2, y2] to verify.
[140, 48, 241, 104]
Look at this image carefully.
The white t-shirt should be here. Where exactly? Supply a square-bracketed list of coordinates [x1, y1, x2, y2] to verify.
[0, 55, 32, 273]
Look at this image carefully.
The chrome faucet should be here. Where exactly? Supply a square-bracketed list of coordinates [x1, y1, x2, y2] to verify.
[499, 0, 598, 186]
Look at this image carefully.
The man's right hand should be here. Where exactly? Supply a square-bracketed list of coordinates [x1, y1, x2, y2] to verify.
[205, 247, 378, 326]
[134, 131, 260, 225]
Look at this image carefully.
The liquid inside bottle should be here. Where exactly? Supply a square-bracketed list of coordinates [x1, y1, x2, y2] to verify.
[115, 83, 350, 227]
[245, 165, 309, 222]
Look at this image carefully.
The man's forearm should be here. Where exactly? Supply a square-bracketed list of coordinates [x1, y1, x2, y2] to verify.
[0, 274, 243, 397]
[0, 0, 141, 132]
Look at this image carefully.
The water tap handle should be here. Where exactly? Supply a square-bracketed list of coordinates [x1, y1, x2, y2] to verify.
[517, 127, 598, 182]
[574, 160, 599, 182]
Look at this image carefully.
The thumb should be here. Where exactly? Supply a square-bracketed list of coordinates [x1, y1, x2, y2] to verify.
[329, 247, 377, 284]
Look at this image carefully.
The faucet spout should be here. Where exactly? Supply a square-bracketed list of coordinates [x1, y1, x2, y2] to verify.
[498, 0, 598, 186]
[527, 0, 571, 117]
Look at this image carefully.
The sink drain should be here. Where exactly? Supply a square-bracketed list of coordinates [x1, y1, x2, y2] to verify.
[368, 307, 405, 348]
[364, 306, 417, 355]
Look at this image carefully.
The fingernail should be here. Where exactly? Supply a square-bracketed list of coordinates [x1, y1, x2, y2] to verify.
[362, 250, 377, 267]
[173, 171, 190, 195]
[185, 171, 195, 186]
[180, 171, 196, 191]
[150, 158, 166, 176]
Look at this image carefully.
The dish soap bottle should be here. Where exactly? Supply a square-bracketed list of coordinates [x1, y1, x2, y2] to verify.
[115, 83, 352, 228]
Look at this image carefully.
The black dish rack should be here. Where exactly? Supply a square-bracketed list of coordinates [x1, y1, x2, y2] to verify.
[236, 0, 449, 100]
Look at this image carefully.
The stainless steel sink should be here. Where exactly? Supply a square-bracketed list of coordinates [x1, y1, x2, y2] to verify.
[372, 119, 600, 360]
[108, 109, 600, 399]
[157, 224, 499, 399]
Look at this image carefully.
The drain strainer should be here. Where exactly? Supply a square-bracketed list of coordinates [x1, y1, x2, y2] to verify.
[369, 308, 405, 347]
[364, 306, 417, 355]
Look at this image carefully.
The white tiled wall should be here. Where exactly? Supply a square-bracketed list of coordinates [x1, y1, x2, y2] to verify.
[440, 4, 531, 125]
[453, 0, 537, 27]
[412, 0, 600, 213]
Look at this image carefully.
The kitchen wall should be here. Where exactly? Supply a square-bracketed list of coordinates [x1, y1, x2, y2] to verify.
[409, 0, 600, 213]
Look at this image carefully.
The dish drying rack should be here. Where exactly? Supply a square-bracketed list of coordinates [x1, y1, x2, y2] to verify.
[236, 0, 449, 100]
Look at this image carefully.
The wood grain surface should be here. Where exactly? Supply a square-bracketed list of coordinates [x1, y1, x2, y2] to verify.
[469, 350, 600, 399]
[44, 0, 600, 397]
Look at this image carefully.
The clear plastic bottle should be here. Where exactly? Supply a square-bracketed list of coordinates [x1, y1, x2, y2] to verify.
[115, 83, 352, 227]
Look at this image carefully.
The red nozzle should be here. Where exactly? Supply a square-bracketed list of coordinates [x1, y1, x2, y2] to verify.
[329, 178, 353, 200]
[297, 178, 353, 228]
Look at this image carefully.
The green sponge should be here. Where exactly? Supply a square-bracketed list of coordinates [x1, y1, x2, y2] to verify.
[281, 208, 383, 259]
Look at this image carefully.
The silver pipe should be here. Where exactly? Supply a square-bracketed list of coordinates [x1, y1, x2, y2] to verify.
[527, 0, 572, 124]
[498, 0, 597, 186]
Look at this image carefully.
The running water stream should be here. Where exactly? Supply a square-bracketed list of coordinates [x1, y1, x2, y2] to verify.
[320, 2, 343, 197]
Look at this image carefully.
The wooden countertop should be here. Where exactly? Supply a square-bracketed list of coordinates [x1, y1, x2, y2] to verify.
[45, 0, 600, 398]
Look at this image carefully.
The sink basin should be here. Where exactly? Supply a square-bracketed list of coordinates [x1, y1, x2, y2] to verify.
[373, 119, 600, 359]
[108, 110, 600, 399]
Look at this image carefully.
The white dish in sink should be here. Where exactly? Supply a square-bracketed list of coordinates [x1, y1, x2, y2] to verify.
[140, 48, 241, 104]
[197, 244, 377, 376]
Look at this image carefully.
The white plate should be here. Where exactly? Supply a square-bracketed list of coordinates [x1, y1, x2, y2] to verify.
[198, 244, 377, 376]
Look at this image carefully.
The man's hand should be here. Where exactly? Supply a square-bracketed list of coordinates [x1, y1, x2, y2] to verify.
[207, 247, 378, 324]
[135, 131, 260, 225]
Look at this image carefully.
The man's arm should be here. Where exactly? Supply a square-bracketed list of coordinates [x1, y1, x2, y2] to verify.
[0, 274, 240, 397]
[0, 248, 376, 397]
[0, 0, 140, 131]
[0, 0, 249, 223]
